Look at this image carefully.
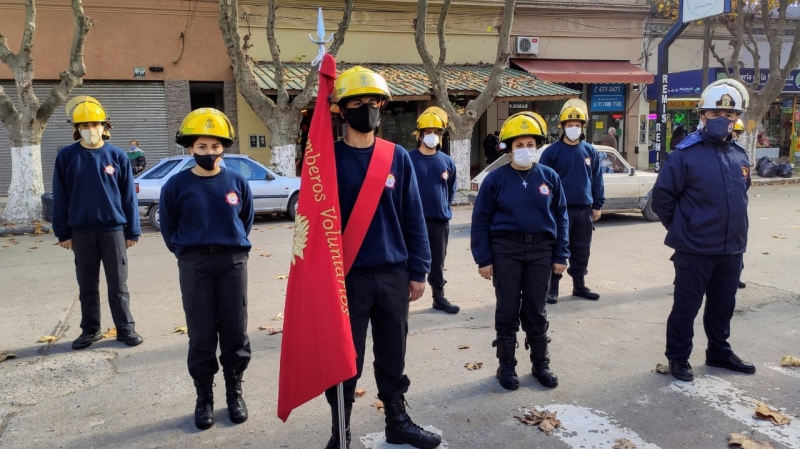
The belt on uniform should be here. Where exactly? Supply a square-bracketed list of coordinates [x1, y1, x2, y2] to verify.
[187, 245, 239, 254]
[501, 232, 551, 244]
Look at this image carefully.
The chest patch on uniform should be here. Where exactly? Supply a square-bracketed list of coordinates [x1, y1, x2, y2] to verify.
[442, 171, 449, 181]
[539, 183, 550, 195]
[385, 173, 396, 189]
[584, 157, 591, 166]
[104, 165, 115, 175]
[742, 166, 749, 178]
[226, 191, 239, 206]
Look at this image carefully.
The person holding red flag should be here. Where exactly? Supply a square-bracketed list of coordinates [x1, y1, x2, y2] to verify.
[321, 66, 440, 449]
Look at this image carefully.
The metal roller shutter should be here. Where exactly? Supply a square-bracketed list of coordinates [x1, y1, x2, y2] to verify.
[0, 81, 169, 193]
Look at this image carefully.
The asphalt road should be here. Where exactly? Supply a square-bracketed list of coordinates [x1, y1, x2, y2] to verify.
[0, 184, 798, 449]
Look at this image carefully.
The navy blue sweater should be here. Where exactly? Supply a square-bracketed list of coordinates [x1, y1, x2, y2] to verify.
[652, 131, 750, 255]
[159, 167, 254, 255]
[52, 142, 141, 242]
[471, 163, 570, 267]
[538, 140, 605, 209]
[408, 149, 457, 221]
[335, 140, 432, 283]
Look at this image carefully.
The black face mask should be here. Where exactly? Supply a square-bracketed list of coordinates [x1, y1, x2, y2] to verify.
[344, 104, 381, 134]
[193, 153, 221, 171]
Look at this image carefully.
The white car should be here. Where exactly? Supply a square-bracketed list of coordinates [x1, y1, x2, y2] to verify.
[468, 145, 659, 221]
[135, 154, 300, 230]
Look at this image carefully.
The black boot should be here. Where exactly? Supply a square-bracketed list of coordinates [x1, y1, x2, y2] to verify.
[492, 336, 519, 391]
[324, 403, 352, 449]
[384, 397, 441, 449]
[526, 335, 558, 388]
[193, 379, 215, 430]
[224, 373, 248, 424]
[572, 276, 600, 300]
[547, 274, 562, 304]
[432, 287, 460, 314]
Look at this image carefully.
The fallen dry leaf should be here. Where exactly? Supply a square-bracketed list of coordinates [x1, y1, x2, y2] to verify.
[654, 363, 670, 375]
[35, 239, 43, 243]
[433, 347, 439, 350]
[267, 226, 276, 230]
[37, 335, 59, 343]
[260, 253, 271, 257]
[355, 389, 366, 398]
[102, 327, 117, 339]
[780, 355, 800, 367]
[0, 351, 18, 363]
[272, 312, 284, 321]
[754, 401, 791, 426]
[275, 275, 288, 280]
[771, 235, 787, 239]
[727, 433, 774, 449]
[790, 225, 800, 229]
[258, 326, 283, 335]
[255, 247, 262, 250]
[515, 408, 561, 436]
[173, 326, 188, 334]
[371, 401, 384, 413]
[282, 225, 294, 229]
[29, 246, 38, 250]
[464, 362, 483, 371]
[614, 438, 638, 449]
[760, 217, 770, 220]
[458, 344, 470, 350]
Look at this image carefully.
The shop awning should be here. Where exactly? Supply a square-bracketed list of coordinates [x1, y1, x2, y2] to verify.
[512, 59, 654, 84]
[252, 62, 580, 101]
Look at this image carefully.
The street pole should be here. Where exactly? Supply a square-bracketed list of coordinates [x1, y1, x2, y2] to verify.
[655, 6, 688, 173]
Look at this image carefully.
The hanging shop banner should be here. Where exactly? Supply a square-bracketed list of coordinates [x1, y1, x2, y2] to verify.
[590, 84, 625, 112]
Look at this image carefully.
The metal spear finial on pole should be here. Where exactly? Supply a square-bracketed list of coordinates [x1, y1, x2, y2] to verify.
[309, 7, 333, 67]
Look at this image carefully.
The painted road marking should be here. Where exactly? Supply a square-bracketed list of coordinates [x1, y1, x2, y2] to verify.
[360, 426, 448, 449]
[546, 404, 661, 449]
[766, 363, 800, 380]
[670, 375, 800, 448]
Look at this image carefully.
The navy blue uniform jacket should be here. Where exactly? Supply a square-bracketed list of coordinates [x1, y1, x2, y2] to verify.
[652, 131, 750, 255]
[408, 149, 457, 221]
[538, 140, 605, 210]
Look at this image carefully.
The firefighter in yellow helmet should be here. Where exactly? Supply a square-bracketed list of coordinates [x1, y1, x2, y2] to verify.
[409, 107, 459, 314]
[53, 96, 143, 352]
[324, 67, 440, 449]
[732, 118, 745, 140]
[471, 111, 568, 391]
[538, 99, 605, 304]
[159, 108, 254, 430]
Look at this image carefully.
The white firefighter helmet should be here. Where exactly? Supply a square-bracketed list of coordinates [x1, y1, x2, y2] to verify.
[706, 78, 749, 112]
[697, 83, 745, 114]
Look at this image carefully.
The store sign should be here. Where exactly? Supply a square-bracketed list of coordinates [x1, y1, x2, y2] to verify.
[590, 84, 625, 112]
[508, 101, 531, 112]
[667, 99, 700, 109]
[713, 68, 800, 93]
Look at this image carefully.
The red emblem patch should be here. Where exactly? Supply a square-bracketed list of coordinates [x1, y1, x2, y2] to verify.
[539, 183, 550, 195]
[385, 173, 396, 189]
[104, 165, 115, 175]
[226, 191, 239, 206]
[442, 171, 449, 181]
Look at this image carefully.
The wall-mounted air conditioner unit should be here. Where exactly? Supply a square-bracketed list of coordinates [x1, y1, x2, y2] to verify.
[515, 37, 539, 56]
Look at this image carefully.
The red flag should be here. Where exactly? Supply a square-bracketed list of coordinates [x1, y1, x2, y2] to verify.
[277, 54, 357, 422]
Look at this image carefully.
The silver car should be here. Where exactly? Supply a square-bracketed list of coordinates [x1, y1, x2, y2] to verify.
[135, 155, 300, 230]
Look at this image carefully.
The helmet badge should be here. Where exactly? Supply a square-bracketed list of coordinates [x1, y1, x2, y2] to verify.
[718, 94, 733, 108]
[520, 121, 530, 130]
[204, 118, 216, 130]
[359, 75, 370, 87]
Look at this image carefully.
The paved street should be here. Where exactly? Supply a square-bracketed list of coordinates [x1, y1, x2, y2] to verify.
[1, 184, 799, 449]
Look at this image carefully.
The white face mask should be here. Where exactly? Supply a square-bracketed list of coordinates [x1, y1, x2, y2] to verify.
[80, 128, 103, 145]
[565, 126, 582, 142]
[512, 148, 535, 167]
[422, 133, 440, 149]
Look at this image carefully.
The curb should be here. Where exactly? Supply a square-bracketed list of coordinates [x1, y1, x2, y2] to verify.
[751, 177, 800, 186]
[0, 224, 52, 237]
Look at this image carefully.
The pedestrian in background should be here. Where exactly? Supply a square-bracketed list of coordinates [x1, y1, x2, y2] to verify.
[471, 111, 568, 391]
[483, 131, 501, 165]
[127, 140, 147, 175]
[601, 127, 617, 149]
[53, 96, 143, 351]
[670, 126, 686, 152]
[159, 108, 254, 430]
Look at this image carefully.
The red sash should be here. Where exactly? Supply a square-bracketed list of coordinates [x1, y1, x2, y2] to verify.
[342, 138, 394, 276]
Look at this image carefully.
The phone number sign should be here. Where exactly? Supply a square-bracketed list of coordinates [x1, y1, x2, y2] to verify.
[590, 84, 625, 112]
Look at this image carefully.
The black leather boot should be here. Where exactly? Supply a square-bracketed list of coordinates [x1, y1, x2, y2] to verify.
[193, 378, 215, 430]
[547, 274, 562, 304]
[383, 397, 441, 449]
[324, 403, 352, 449]
[492, 336, 519, 390]
[432, 287, 460, 314]
[572, 276, 600, 300]
[526, 335, 558, 388]
[224, 373, 248, 424]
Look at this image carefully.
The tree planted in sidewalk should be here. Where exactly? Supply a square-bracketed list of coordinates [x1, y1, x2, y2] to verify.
[218, 0, 354, 177]
[0, 0, 92, 226]
[414, 0, 516, 190]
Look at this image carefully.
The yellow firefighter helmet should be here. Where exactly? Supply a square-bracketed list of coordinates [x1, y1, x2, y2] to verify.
[498, 111, 548, 151]
[733, 118, 745, 132]
[559, 98, 588, 124]
[175, 108, 236, 148]
[66, 96, 110, 124]
[416, 107, 448, 131]
[331, 66, 392, 105]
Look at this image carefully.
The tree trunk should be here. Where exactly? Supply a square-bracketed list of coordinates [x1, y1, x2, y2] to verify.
[269, 113, 301, 176]
[742, 98, 769, 168]
[450, 124, 473, 191]
[3, 143, 45, 224]
[701, 22, 711, 88]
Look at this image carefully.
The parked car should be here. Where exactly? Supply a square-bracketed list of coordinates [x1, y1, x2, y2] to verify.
[468, 145, 659, 221]
[135, 154, 300, 231]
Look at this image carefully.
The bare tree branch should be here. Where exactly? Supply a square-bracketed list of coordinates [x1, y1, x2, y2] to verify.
[782, 20, 800, 79]
[466, 0, 516, 117]
[760, 0, 781, 73]
[0, 87, 20, 132]
[218, 0, 276, 114]
[723, 0, 747, 88]
[709, 42, 730, 75]
[291, 0, 355, 114]
[266, 0, 290, 109]
[414, 0, 458, 120]
[37, 0, 92, 123]
[435, 0, 451, 74]
[0, 28, 18, 69]
[742, 26, 761, 92]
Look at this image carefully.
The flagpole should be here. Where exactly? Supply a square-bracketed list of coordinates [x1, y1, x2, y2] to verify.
[309, 7, 347, 447]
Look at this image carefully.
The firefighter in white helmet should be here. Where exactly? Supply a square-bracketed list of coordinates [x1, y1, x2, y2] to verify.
[652, 79, 754, 382]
